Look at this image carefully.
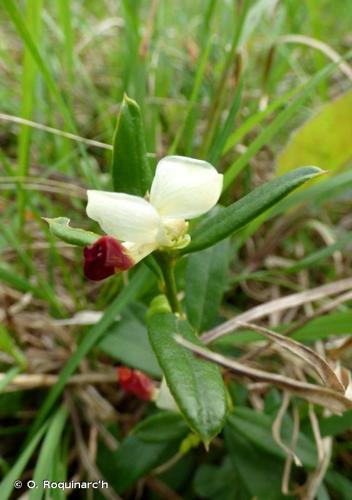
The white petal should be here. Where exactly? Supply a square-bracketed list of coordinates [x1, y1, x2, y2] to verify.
[150, 156, 223, 219]
[155, 378, 179, 411]
[123, 241, 157, 264]
[86, 190, 162, 244]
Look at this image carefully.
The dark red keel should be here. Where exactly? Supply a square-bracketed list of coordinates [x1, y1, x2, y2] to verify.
[117, 366, 155, 401]
[83, 236, 133, 281]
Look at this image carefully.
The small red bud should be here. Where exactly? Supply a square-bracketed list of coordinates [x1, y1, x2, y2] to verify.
[117, 366, 155, 401]
[83, 236, 133, 281]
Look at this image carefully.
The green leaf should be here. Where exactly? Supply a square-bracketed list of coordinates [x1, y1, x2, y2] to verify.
[320, 410, 352, 437]
[183, 166, 323, 253]
[101, 437, 175, 493]
[97, 411, 188, 493]
[325, 471, 352, 500]
[185, 239, 230, 331]
[225, 423, 290, 500]
[44, 217, 99, 246]
[193, 458, 242, 500]
[215, 311, 352, 347]
[147, 309, 227, 443]
[227, 407, 317, 467]
[99, 304, 161, 377]
[293, 311, 352, 342]
[112, 94, 153, 196]
[133, 411, 189, 442]
[277, 90, 352, 174]
[271, 167, 352, 216]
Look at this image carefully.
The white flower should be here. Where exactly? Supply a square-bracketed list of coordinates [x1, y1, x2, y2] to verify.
[155, 377, 179, 412]
[86, 156, 223, 265]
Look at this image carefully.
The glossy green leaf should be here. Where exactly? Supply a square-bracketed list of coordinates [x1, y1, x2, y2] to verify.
[278, 90, 352, 174]
[271, 167, 352, 217]
[147, 309, 227, 442]
[185, 238, 230, 331]
[111, 94, 153, 196]
[183, 166, 323, 254]
[44, 217, 99, 246]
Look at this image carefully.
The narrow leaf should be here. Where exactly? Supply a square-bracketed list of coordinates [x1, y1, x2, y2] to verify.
[147, 309, 227, 442]
[44, 217, 99, 246]
[99, 304, 161, 377]
[112, 94, 153, 196]
[183, 166, 323, 254]
[185, 239, 230, 331]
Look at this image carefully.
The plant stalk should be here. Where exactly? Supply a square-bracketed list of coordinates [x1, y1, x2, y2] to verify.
[156, 253, 182, 314]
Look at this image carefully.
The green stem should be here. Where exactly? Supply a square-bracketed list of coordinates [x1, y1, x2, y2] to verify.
[156, 253, 182, 314]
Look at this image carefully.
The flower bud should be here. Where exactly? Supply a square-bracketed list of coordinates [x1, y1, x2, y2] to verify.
[117, 366, 155, 401]
[83, 236, 133, 281]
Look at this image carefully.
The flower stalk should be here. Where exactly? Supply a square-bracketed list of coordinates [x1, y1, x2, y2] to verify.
[156, 253, 182, 314]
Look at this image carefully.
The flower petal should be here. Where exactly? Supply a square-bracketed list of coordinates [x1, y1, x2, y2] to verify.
[83, 236, 133, 281]
[150, 156, 223, 219]
[123, 241, 157, 264]
[86, 190, 162, 243]
[117, 366, 156, 401]
[156, 378, 179, 411]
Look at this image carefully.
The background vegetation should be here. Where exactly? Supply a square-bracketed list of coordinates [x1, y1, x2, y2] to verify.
[0, 0, 352, 498]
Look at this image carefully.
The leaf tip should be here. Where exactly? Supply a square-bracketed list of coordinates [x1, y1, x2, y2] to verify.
[202, 439, 211, 452]
[122, 92, 137, 108]
[300, 165, 327, 178]
[147, 295, 172, 319]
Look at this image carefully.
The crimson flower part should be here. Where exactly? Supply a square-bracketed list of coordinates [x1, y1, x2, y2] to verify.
[83, 236, 133, 281]
[117, 366, 155, 401]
